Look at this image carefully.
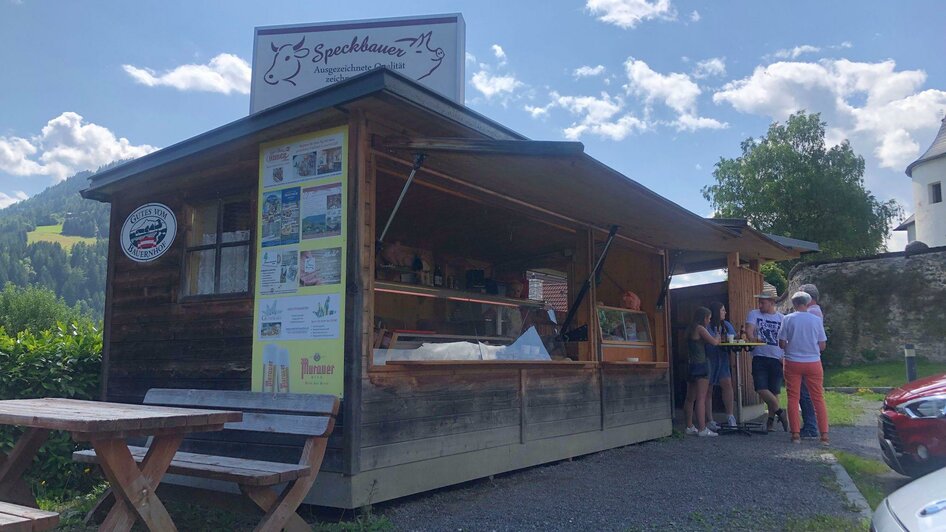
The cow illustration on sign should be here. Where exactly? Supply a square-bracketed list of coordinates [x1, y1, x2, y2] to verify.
[394, 31, 444, 80]
[264, 37, 309, 86]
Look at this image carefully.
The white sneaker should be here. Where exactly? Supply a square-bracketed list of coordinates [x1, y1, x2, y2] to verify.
[707, 421, 721, 431]
[728, 415, 737, 427]
[685, 425, 699, 435]
[698, 427, 719, 437]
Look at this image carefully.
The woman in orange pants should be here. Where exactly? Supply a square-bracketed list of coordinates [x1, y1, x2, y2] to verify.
[778, 291, 830, 445]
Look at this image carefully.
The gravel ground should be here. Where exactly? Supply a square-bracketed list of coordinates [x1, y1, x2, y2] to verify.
[381, 424, 862, 531]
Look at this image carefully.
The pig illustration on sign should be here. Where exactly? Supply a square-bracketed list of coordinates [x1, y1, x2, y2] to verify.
[264, 37, 310, 86]
[394, 31, 445, 80]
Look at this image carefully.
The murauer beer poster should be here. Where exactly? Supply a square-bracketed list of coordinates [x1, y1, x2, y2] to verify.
[252, 126, 347, 397]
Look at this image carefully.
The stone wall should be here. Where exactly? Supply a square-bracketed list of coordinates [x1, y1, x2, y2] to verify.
[784, 247, 946, 365]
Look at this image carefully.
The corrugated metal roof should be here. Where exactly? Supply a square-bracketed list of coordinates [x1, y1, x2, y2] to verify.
[906, 116, 946, 177]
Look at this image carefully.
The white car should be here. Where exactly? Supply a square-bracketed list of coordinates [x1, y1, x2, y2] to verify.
[872, 467, 946, 531]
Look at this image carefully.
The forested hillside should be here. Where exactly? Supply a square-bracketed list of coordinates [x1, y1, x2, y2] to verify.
[0, 165, 117, 319]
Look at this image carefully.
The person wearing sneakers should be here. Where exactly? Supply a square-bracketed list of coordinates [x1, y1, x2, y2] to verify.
[778, 291, 830, 445]
[797, 283, 824, 439]
[705, 301, 738, 429]
[683, 307, 721, 437]
[745, 287, 789, 432]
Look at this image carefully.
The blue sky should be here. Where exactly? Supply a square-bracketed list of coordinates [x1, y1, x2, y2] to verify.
[2, 0, 945, 262]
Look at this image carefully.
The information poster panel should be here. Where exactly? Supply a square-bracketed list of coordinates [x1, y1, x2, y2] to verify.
[252, 126, 347, 397]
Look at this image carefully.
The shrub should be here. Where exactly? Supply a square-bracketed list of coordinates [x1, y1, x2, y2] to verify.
[0, 283, 90, 335]
[0, 322, 103, 498]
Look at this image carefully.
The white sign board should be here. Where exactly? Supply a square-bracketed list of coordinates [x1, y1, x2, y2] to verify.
[120, 203, 177, 263]
[251, 14, 465, 113]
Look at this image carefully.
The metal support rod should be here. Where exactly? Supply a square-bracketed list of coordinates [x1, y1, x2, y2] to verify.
[656, 251, 679, 310]
[378, 153, 427, 246]
[559, 225, 619, 339]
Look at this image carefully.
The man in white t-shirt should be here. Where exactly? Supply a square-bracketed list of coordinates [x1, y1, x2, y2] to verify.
[745, 288, 787, 432]
[778, 291, 829, 444]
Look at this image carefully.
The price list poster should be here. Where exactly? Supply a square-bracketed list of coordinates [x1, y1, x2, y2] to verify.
[252, 126, 348, 397]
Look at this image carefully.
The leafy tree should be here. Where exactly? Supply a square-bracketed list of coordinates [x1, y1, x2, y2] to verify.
[761, 263, 787, 296]
[703, 112, 900, 264]
[0, 284, 90, 335]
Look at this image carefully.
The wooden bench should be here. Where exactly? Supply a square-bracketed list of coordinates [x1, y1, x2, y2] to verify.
[74, 389, 339, 532]
[0, 502, 58, 532]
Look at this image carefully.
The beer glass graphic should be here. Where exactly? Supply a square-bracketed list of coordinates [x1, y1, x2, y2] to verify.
[277, 347, 291, 393]
[262, 343, 279, 393]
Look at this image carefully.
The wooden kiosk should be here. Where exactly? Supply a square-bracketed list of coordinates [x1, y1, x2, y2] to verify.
[82, 69, 806, 508]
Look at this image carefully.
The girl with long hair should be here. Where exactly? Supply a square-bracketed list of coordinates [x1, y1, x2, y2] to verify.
[704, 301, 737, 429]
[683, 306, 721, 437]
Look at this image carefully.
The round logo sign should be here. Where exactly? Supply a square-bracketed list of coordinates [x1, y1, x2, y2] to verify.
[120, 203, 177, 262]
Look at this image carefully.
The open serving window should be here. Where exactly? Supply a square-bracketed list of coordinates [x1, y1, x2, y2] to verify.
[369, 161, 582, 367]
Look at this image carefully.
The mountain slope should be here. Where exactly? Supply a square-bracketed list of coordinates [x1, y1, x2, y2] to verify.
[0, 166, 116, 318]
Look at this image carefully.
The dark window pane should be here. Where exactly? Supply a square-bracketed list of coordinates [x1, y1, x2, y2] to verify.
[222, 200, 252, 243]
[188, 203, 218, 246]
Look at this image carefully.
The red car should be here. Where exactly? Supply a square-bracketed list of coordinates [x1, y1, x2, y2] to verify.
[879, 373, 946, 477]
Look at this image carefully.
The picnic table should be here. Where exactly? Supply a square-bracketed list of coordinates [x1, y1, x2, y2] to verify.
[0, 398, 241, 532]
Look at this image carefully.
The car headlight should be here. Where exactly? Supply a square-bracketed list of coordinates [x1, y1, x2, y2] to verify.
[896, 395, 946, 419]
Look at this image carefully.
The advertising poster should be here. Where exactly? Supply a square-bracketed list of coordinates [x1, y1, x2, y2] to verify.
[253, 126, 347, 397]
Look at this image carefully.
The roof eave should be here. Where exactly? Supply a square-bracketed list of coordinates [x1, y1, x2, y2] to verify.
[81, 68, 526, 202]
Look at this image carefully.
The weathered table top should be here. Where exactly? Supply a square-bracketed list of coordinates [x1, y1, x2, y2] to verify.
[0, 398, 242, 437]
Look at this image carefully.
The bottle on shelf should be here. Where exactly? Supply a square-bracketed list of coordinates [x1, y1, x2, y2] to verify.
[433, 265, 444, 287]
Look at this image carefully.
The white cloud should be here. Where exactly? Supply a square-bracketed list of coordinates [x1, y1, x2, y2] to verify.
[695, 163, 703, 170]
[551, 92, 648, 140]
[465, 52, 477, 64]
[773, 44, 821, 60]
[689, 10, 700, 22]
[524, 104, 552, 118]
[491, 44, 507, 62]
[0, 112, 157, 181]
[471, 71, 523, 99]
[839, 41, 853, 49]
[586, 0, 676, 28]
[0, 191, 28, 209]
[123, 53, 250, 95]
[713, 58, 946, 169]
[692, 57, 726, 79]
[624, 57, 727, 131]
[574, 65, 607, 78]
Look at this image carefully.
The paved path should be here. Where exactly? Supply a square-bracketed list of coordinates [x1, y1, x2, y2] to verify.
[382, 423, 865, 531]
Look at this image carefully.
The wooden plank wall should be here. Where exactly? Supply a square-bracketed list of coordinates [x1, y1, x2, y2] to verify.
[359, 365, 670, 472]
[601, 369, 671, 428]
[727, 256, 764, 407]
[360, 370, 522, 470]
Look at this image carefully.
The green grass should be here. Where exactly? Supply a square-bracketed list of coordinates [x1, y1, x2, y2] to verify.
[783, 514, 868, 531]
[833, 451, 910, 511]
[777, 390, 883, 427]
[26, 223, 96, 251]
[825, 359, 946, 388]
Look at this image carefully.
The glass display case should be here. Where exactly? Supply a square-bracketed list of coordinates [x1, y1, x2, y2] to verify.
[596, 305, 658, 364]
[372, 281, 567, 365]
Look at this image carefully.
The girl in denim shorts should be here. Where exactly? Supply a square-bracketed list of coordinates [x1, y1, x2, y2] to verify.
[683, 307, 721, 437]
